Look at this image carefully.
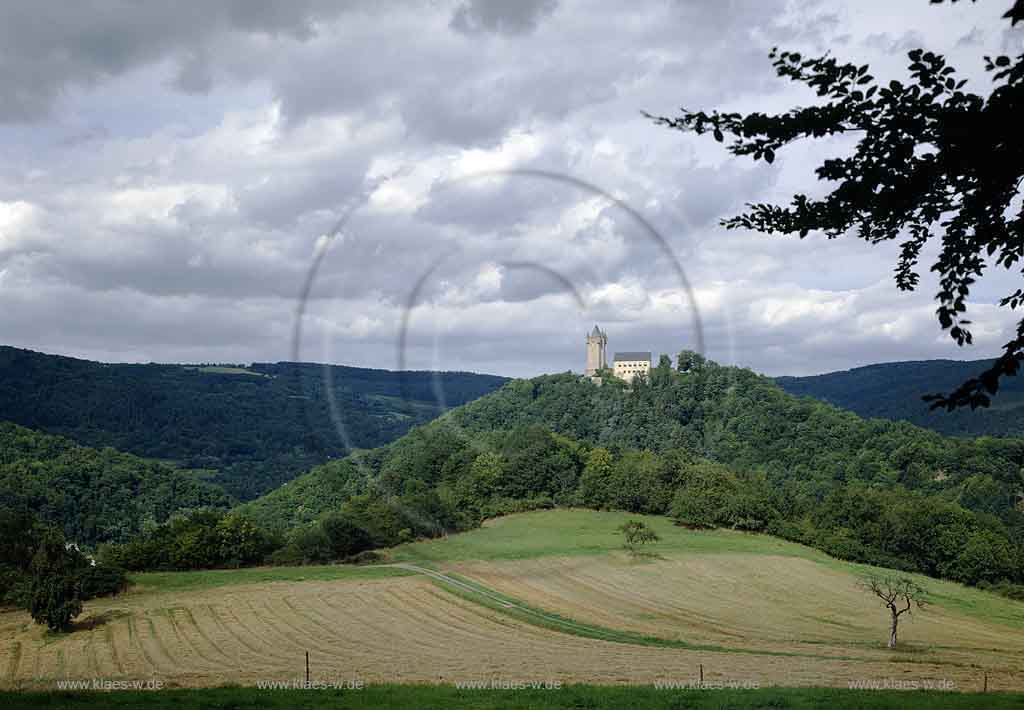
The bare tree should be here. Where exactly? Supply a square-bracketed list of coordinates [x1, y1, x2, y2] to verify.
[859, 574, 928, 648]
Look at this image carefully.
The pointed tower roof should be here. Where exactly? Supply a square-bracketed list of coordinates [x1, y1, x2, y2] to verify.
[590, 325, 603, 337]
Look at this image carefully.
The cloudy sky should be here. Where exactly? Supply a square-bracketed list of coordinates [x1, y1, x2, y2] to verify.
[0, 0, 1021, 378]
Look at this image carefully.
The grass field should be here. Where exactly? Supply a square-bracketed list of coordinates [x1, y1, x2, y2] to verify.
[2, 509, 1023, 697]
[184, 366, 268, 377]
[389, 509, 810, 562]
[130, 563, 410, 594]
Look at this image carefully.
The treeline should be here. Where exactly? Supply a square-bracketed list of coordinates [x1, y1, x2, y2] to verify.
[106, 415, 1024, 592]
[0, 422, 231, 545]
[0, 346, 506, 499]
[101, 490, 458, 570]
[100, 510, 280, 571]
[240, 429, 1023, 591]
[0, 508, 127, 630]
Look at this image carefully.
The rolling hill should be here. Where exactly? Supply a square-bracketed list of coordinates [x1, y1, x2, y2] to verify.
[4, 510, 1024, 694]
[240, 354, 1024, 596]
[0, 346, 506, 500]
[776, 359, 1024, 438]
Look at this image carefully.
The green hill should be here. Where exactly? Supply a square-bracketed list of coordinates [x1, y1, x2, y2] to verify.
[0, 422, 230, 545]
[776, 359, 1024, 437]
[242, 353, 1024, 592]
[0, 346, 506, 500]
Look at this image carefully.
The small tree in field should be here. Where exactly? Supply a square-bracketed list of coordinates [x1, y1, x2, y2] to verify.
[860, 574, 928, 648]
[618, 520, 660, 556]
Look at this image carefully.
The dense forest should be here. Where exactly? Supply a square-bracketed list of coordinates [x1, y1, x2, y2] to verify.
[0, 346, 506, 499]
[225, 354, 1024, 593]
[776, 359, 1024, 438]
[0, 423, 230, 545]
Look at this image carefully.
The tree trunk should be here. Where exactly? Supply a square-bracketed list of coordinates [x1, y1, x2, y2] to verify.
[888, 610, 898, 649]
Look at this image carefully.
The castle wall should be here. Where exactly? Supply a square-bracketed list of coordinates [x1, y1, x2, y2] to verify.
[613, 359, 651, 383]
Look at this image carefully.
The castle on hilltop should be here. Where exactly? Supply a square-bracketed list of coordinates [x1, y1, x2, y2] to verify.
[585, 325, 651, 383]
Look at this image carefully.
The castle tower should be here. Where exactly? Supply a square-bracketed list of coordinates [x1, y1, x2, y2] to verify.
[585, 325, 607, 376]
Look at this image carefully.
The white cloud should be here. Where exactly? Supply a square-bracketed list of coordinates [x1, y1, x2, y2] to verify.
[0, 200, 40, 254]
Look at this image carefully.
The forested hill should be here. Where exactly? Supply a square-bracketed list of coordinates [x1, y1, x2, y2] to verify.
[240, 353, 1024, 590]
[445, 358, 1024, 506]
[0, 422, 229, 545]
[0, 346, 506, 500]
[775, 359, 1024, 438]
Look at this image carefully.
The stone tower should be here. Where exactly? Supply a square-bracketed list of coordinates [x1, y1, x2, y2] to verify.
[585, 325, 607, 376]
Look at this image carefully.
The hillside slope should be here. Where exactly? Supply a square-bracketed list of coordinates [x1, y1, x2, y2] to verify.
[0, 422, 230, 545]
[447, 361, 1024, 498]
[776, 359, 1024, 437]
[242, 355, 1024, 592]
[0, 346, 506, 499]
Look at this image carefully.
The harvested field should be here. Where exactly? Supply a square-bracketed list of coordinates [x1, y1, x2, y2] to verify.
[449, 553, 1024, 677]
[3, 511, 1023, 692]
[0, 568, 1018, 691]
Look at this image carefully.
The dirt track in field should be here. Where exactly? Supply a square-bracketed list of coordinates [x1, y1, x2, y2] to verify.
[2, 556, 1022, 692]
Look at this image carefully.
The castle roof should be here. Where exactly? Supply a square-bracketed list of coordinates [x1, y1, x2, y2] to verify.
[614, 352, 651, 363]
[590, 325, 603, 337]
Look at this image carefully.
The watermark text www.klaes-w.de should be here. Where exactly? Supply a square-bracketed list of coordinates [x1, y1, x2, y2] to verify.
[848, 678, 956, 691]
[256, 677, 365, 690]
[654, 679, 759, 690]
[454, 678, 563, 690]
[55, 679, 164, 691]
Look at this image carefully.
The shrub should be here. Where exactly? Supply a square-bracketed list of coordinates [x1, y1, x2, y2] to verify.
[265, 544, 305, 567]
[291, 525, 333, 564]
[320, 512, 374, 559]
[76, 564, 128, 600]
[816, 528, 872, 563]
[978, 580, 1024, 601]
[726, 492, 777, 532]
[344, 550, 382, 565]
[941, 529, 1018, 585]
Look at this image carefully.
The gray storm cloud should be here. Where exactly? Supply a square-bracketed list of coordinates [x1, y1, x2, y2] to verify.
[0, 0, 1019, 376]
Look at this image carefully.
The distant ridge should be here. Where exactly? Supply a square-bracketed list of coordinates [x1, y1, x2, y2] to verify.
[776, 358, 1024, 438]
[0, 345, 507, 500]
